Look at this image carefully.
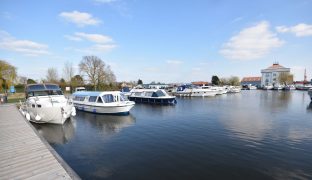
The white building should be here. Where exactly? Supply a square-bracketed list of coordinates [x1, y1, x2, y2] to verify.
[261, 63, 290, 87]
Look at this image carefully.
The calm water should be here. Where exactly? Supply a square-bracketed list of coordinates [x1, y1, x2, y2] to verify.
[33, 90, 312, 180]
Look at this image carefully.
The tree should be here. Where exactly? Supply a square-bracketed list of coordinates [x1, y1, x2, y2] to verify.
[228, 76, 240, 86]
[220, 78, 229, 86]
[0, 60, 17, 92]
[71, 75, 84, 86]
[278, 72, 293, 85]
[46, 68, 59, 83]
[79, 56, 116, 91]
[63, 61, 75, 84]
[137, 79, 143, 85]
[18, 76, 28, 85]
[27, 79, 37, 84]
[211, 75, 220, 85]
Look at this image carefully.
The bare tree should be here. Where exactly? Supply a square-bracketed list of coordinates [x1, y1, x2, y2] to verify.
[63, 61, 75, 84]
[46, 68, 59, 83]
[278, 72, 293, 85]
[79, 56, 116, 90]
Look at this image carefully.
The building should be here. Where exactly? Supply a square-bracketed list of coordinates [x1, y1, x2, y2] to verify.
[261, 63, 290, 87]
[241, 77, 262, 87]
[191, 81, 209, 86]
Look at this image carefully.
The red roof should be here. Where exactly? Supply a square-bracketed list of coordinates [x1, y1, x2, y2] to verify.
[266, 63, 286, 69]
[241, 77, 261, 82]
[192, 81, 209, 85]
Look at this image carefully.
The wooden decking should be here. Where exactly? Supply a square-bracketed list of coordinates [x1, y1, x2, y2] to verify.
[0, 104, 80, 179]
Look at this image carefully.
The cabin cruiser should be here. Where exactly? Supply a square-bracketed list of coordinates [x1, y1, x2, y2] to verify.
[308, 88, 312, 101]
[175, 85, 218, 97]
[128, 89, 177, 104]
[19, 84, 76, 124]
[72, 91, 135, 114]
[263, 85, 274, 90]
[283, 85, 296, 90]
[273, 85, 284, 90]
[226, 86, 241, 93]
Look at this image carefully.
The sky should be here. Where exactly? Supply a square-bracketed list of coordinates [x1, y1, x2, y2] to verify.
[1, 0, 312, 83]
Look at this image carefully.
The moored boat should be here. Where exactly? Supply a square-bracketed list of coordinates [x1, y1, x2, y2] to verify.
[129, 89, 177, 104]
[175, 85, 218, 97]
[19, 84, 76, 124]
[72, 91, 135, 114]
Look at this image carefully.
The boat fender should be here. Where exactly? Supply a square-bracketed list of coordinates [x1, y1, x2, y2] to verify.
[25, 113, 31, 121]
[35, 115, 41, 121]
[71, 107, 76, 116]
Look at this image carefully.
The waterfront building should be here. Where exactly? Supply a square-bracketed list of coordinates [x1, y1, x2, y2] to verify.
[192, 81, 209, 86]
[261, 63, 290, 87]
[241, 77, 261, 87]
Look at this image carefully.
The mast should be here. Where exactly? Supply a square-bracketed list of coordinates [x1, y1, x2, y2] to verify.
[304, 68, 307, 82]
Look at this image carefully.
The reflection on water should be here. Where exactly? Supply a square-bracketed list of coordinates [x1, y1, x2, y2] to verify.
[77, 112, 136, 134]
[32, 119, 75, 144]
[34, 91, 312, 180]
[307, 102, 312, 112]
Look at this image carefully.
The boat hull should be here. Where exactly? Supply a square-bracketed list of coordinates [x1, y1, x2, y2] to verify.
[22, 104, 75, 124]
[74, 103, 135, 114]
[308, 89, 312, 100]
[129, 97, 177, 105]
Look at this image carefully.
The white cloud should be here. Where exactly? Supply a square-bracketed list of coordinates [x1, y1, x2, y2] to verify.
[64, 32, 116, 53]
[74, 32, 113, 43]
[0, 30, 49, 56]
[220, 21, 284, 60]
[166, 60, 183, 65]
[59, 11, 101, 27]
[276, 23, 312, 37]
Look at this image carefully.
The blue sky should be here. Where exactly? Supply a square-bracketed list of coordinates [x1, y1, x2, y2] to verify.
[1, 0, 312, 83]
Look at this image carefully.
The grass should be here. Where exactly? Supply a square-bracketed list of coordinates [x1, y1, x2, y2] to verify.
[6, 93, 25, 104]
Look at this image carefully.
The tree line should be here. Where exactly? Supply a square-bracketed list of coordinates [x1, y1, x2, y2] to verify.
[0, 56, 118, 93]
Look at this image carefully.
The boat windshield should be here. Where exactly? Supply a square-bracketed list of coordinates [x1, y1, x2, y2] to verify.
[27, 90, 63, 97]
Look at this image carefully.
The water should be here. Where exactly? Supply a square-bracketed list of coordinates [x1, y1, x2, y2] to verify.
[33, 90, 312, 180]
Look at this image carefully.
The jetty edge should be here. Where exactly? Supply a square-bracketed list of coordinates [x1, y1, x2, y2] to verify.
[0, 104, 80, 180]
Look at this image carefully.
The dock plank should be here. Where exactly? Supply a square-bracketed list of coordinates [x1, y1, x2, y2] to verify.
[0, 104, 80, 179]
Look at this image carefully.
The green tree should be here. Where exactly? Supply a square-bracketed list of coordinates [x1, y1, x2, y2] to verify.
[137, 79, 143, 85]
[0, 60, 17, 92]
[211, 75, 220, 85]
[27, 79, 37, 84]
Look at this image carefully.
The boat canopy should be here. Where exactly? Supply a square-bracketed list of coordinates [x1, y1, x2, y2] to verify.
[72, 91, 122, 97]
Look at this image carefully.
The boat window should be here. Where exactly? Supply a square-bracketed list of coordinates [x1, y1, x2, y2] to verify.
[145, 92, 153, 97]
[134, 92, 142, 96]
[34, 91, 49, 96]
[89, 96, 97, 102]
[155, 90, 166, 97]
[102, 94, 114, 103]
[120, 94, 126, 101]
[50, 90, 63, 95]
[27, 84, 45, 91]
[45, 85, 60, 90]
[97, 97, 103, 103]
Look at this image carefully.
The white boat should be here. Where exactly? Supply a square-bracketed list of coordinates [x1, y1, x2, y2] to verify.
[72, 91, 135, 114]
[284, 85, 296, 90]
[20, 84, 76, 124]
[128, 89, 177, 104]
[263, 85, 274, 90]
[273, 85, 284, 90]
[176, 85, 218, 97]
[227, 86, 241, 93]
[308, 88, 312, 101]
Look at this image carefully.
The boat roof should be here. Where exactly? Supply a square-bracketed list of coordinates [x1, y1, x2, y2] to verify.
[26, 84, 61, 92]
[72, 91, 121, 97]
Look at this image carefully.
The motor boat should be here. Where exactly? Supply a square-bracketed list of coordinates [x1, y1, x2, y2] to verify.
[19, 84, 76, 124]
[175, 85, 218, 97]
[72, 91, 135, 114]
[128, 89, 177, 105]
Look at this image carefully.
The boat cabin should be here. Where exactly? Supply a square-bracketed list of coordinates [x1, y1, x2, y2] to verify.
[72, 91, 126, 104]
[26, 84, 63, 99]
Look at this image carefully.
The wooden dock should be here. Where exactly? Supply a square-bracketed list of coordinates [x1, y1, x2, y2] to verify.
[0, 104, 80, 179]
